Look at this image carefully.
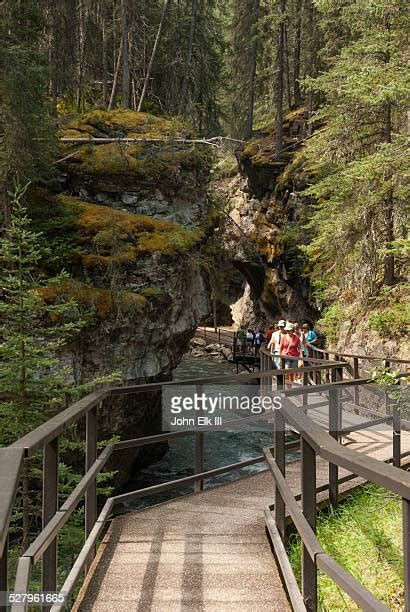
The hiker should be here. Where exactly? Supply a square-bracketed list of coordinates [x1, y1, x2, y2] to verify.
[279, 322, 302, 386]
[265, 325, 274, 343]
[254, 330, 264, 347]
[302, 323, 318, 357]
[246, 329, 255, 347]
[293, 322, 306, 379]
[267, 319, 285, 368]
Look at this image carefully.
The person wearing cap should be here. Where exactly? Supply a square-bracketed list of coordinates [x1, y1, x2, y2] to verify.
[279, 322, 302, 385]
[267, 319, 286, 368]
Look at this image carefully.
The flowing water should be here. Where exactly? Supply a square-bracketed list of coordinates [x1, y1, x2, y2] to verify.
[124, 355, 298, 510]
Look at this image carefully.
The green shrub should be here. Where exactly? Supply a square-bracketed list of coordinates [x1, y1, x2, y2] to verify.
[286, 483, 403, 610]
[317, 303, 344, 344]
[368, 303, 409, 339]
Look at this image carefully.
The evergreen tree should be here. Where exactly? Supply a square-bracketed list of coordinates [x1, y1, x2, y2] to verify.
[228, 0, 260, 137]
[0, 182, 83, 547]
[0, 0, 55, 225]
[302, 0, 409, 304]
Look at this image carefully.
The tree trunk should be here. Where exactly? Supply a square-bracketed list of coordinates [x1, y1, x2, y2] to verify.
[179, 0, 198, 115]
[305, 0, 316, 133]
[383, 17, 394, 286]
[102, 17, 108, 108]
[48, 0, 58, 115]
[121, 0, 130, 108]
[383, 103, 395, 286]
[245, 0, 259, 138]
[293, 0, 302, 107]
[284, 22, 292, 110]
[275, 0, 285, 156]
[138, 0, 170, 112]
[108, 39, 123, 110]
[76, 0, 87, 113]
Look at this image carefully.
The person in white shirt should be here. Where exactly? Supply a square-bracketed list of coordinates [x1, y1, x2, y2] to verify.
[267, 320, 285, 368]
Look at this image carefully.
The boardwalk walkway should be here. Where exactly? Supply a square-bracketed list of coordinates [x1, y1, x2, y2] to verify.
[75, 472, 291, 612]
[74, 402, 410, 611]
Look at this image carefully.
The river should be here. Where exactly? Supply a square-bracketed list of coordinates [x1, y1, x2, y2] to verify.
[123, 354, 298, 510]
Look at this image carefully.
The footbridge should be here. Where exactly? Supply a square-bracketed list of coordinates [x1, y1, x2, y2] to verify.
[0, 349, 409, 611]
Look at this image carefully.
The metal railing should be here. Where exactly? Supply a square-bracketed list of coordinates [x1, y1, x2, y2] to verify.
[263, 390, 410, 611]
[0, 349, 408, 611]
[259, 349, 410, 611]
[0, 360, 344, 611]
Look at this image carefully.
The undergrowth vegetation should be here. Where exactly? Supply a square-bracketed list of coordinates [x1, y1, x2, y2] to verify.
[286, 484, 403, 610]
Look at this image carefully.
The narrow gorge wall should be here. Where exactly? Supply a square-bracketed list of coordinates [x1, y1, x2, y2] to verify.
[218, 109, 317, 329]
[34, 110, 215, 483]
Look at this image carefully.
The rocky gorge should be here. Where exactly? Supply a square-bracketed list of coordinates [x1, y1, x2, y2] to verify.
[32, 110, 218, 482]
[213, 108, 317, 330]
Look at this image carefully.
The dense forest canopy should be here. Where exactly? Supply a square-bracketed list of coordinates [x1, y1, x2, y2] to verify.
[0, 0, 408, 312]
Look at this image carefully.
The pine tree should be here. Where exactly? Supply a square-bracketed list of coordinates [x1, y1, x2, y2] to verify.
[0, 0, 55, 225]
[302, 0, 409, 305]
[0, 182, 83, 548]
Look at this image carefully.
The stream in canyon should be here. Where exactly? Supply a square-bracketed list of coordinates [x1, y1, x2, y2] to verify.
[123, 354, 299, 511]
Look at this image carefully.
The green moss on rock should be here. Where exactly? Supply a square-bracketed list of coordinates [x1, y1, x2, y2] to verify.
[39, 278, 148, 320]
[59, 110, 212, 189]
[57, 196, 204, 268]
[240, 107, 305, 169]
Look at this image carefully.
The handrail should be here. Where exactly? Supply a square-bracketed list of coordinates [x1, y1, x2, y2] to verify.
[9, 361, 342, 458]
[265, 386, 410, 610]
[306, 343, 410, 365]
[280, 396, 410, 499]
[13, 437, 301, 609]
[263, 448, 389, 611]
[1, 348, 408, 611]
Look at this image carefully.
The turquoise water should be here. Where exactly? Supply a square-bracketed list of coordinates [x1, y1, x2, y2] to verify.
[124, 355, 298, 509]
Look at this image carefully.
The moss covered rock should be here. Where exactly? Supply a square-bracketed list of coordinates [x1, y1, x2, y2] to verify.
[57, 195, 204, 270]
[238, 108, 306, 198]
[39, 278, 148, 321]
[59, 110, 213, 200]
[57, 110, 213, 225]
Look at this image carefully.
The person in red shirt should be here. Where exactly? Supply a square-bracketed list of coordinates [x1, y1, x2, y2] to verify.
[279, 322, 302, 385]
[265, 325, 274, 343]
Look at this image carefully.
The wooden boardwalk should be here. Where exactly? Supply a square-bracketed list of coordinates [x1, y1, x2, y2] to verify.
[74, 392, 410, 611]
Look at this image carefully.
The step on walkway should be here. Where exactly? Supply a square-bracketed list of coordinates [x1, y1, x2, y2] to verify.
[74, 422, 410, 612]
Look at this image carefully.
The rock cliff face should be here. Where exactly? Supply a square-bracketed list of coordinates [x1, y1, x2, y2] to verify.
[219, 108, 317, 328]
[36, 110, 215, 483]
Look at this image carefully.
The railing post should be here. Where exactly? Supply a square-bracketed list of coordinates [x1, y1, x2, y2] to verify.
[85, 405, 98, 570]
[301, 438, 317, 611]
[278, 357, 285, 391]
[393, 396, 401, 468]
[0, 535, 8, 610]
[194, 385, 204, 493]
[328, 387, 339, 508]
[42, 436, 59, 598]
[274, 409, 286, 541]
[303, 365, 309, 407]
[385, 360, 391, 416]
[403, 498, 410, 612]
[353, 357, 359, 410]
